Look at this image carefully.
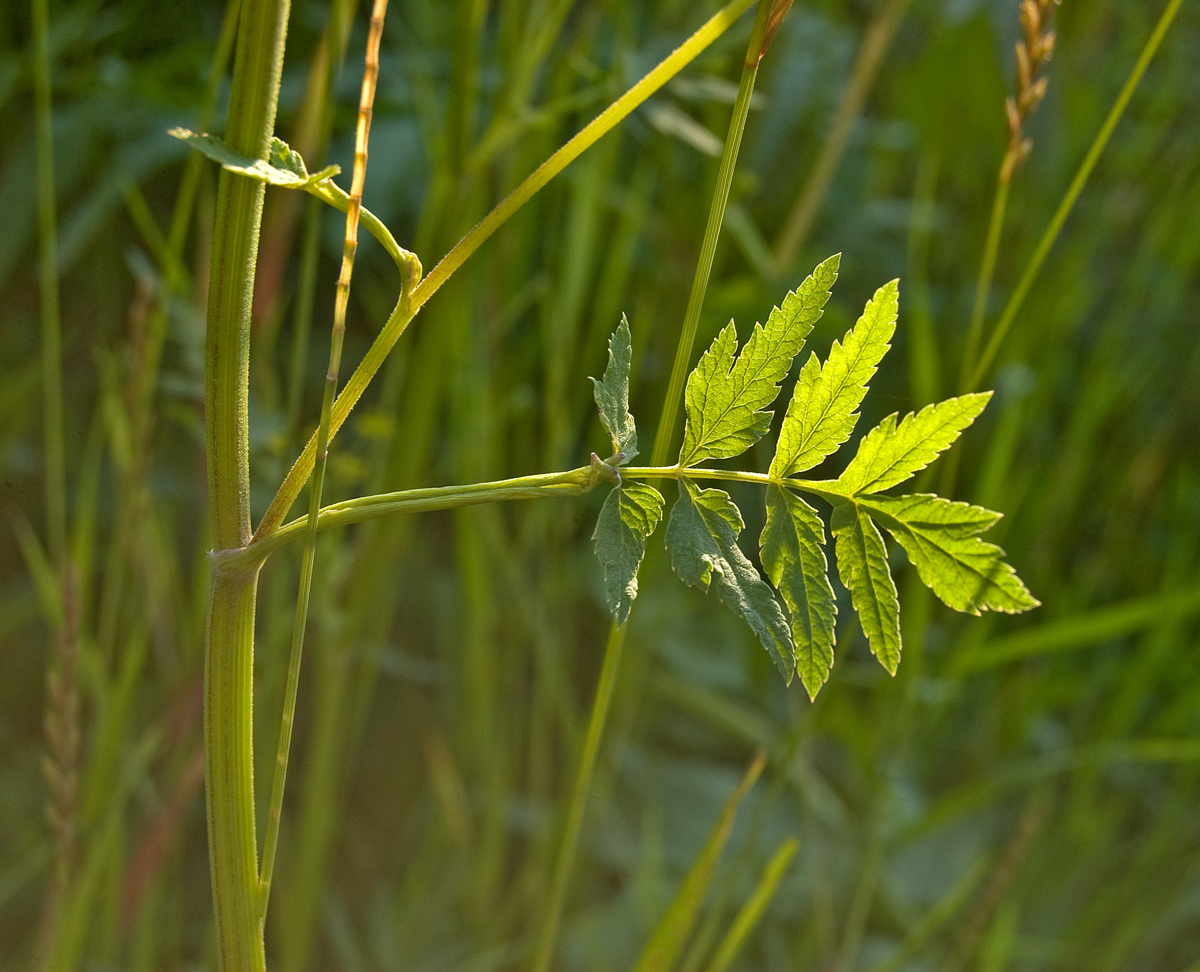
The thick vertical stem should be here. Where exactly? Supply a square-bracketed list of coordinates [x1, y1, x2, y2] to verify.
[203, 0, 290, 967]
[206, 566, 265, 972]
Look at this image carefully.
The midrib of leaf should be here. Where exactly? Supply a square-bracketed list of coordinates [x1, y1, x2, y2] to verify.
[772, 279, 895, 478]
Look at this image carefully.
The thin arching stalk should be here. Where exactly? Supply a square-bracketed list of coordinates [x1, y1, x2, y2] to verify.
[258, 0, 390, 924]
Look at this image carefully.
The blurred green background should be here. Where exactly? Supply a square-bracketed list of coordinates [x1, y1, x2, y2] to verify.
[3, 0, 1200, 969]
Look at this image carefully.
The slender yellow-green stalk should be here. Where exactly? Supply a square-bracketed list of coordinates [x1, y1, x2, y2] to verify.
[203, 0, 290, 966]
[254, 0, 757, 540]
[258, 0, 389, 925]
[650, 0, 773, 466]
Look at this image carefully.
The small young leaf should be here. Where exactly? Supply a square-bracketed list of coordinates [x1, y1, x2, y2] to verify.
[169, 128, 341, 188]
[832, 501, 901, 673]
[666, 481, 795, 681]
[858, 493, 1039, 614]
[771, 279, 897, 478]
[679, 254, 839, 466]
[837, 392, 992, 496]
[591, 316, 638, 462]
[761, 485, 837, 700]
[593, 482, 665, 625]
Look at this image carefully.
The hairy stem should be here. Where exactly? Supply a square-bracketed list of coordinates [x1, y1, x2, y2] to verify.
[203, 0, 291, 966]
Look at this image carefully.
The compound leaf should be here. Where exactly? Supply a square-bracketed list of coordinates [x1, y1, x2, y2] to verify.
[837, 392, 991, 496]
[591, 316, 638, 462]
[859, 494, 1039, 614]
[761, 485, 837, 700]
[771, 279, 897, 478]
[832, 501, 900, 674]
[169, 128, 340, 187]
[679, 254, 839, 466]
[666, 481, 794, 681]
[593, 482, 664, 625]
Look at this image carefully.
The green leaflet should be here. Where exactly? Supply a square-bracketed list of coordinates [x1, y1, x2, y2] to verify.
[831, 501, 901, 674]
[593, 482, 665, 625]
[836, 392, 992, 495]
[169, 128, 341, 187]
[586, 255, 1037, 697]
[859, 494, 1040, 615]
[770, 279, 897, 478]
[666, 481, 794, 682]
[761, 485, 837, 700]
[591, 316, 638, 462]
[678, 254, 839, 466]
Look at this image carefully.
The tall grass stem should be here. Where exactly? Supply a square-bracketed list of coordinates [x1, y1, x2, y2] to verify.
[966, 0, 1185, 391]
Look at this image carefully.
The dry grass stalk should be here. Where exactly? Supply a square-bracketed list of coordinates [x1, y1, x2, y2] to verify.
[1001, 0, 1061, 184]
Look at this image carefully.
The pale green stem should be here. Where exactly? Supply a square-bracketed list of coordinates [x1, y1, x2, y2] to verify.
[650, 4, 768, 466]
[259, 0, 389, 924]
[254, 0, 757, 540]
[220, 466, 604, 573]
[203, 0, 291, 966]
[966, 0, 1185, 392]
[531, 621, 629, 972]
[959, 177, 1010, 393]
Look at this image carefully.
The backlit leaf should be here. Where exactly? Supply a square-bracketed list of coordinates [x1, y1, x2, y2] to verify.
[771, 279, 897, 477]
[760, 485, 837, 699]
[666, 481, 794, 681]
[593, 482, 664, 625]
[832, 501, 901, 673]
[837, 393, 991, 495]
[859, 493, 1039, 614]
[679, 254, 839, 466]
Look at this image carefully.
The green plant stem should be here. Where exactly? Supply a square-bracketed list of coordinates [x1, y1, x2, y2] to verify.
[530, 621, 628, 972]
[650, 3, 770, 466]
[959, 178, 1009, 393]
[203, 0, 291, 966]
[966, 0, 1185, 392]
[534, 8, 775, 970]
[223, 466, 604, 572]
[254, 0, 757, 540]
